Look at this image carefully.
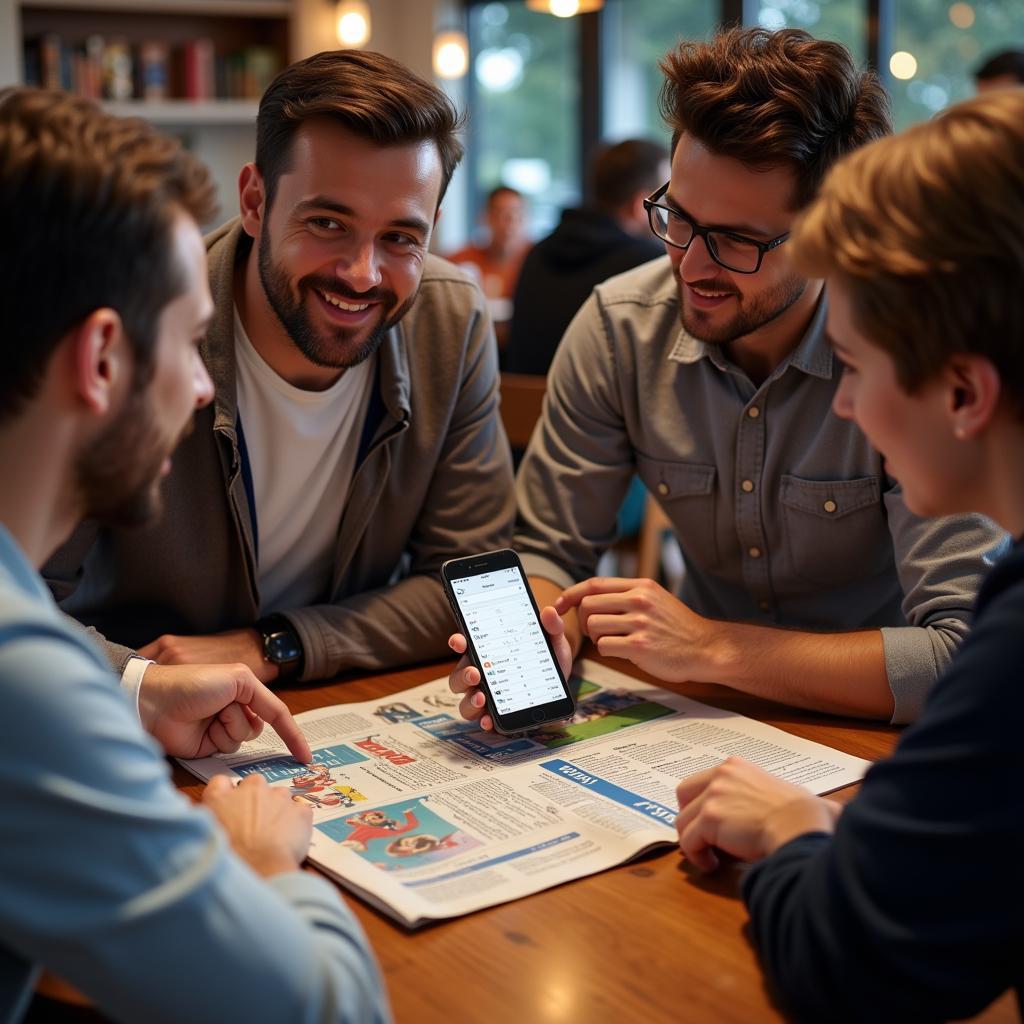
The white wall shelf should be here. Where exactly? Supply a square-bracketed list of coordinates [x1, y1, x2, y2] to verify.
[102, 98, 259, 125]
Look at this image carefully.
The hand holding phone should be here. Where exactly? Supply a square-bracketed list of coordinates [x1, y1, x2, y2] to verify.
[449, 604, 572, 731]
[443, 550, 576, 735]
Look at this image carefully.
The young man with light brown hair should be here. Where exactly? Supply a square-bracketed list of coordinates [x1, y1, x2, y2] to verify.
[675, 87, 1024, 1022]
[451, 27, 1006, 726]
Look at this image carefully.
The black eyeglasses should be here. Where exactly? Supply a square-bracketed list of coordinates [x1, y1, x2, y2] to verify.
[643, 182, 789, 275]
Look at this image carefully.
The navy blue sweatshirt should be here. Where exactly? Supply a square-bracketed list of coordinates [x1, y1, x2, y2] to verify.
[743, 539, 1024, 1022]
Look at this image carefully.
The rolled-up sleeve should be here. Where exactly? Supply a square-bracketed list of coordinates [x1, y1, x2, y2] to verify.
[880, 489, 1008, 723]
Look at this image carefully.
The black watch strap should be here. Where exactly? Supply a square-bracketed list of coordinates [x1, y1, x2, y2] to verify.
[256, 614, 305, 681]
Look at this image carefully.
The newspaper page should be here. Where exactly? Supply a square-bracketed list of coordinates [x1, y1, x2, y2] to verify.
[180, 660, 869, 927]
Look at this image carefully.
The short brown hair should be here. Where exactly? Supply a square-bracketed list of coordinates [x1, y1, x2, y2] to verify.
[256, 49, 465, 210]
[592, 138, 667, 210]
[0, 87, 216, 423]
[659, 27, 891, 209]
[791, 90, 1024, 416]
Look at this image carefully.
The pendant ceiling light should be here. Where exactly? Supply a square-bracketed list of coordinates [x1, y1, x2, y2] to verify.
[335, 0, 371, 48]
[434, 30, 469, 80]
[525, 0, 604, 16]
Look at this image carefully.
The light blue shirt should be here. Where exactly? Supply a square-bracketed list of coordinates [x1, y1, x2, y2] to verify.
[0, 525, 390, 1023]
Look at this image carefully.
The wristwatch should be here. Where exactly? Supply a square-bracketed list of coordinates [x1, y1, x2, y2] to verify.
[256, 614, 305, 682]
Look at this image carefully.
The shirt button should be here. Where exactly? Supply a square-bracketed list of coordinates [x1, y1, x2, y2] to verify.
[823, 499, 837, 513]
[657, 482, 670, 497]
[747, 406, 760, 418]
[748, 546, 762, 559]
[741, 479, 754, 493]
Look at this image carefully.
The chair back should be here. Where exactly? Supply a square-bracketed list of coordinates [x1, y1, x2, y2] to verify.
[499, 372, 547, 450]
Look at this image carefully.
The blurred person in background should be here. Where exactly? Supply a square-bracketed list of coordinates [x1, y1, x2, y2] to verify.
[449, 185, 529, 348]
[505, 138, 668, 377]
[974, 48, 1024, 91]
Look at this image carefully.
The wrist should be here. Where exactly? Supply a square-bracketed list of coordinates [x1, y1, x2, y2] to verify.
[698, 617, 742, 683]
[136, 662, 163, 733]
[121, 655, 152, 724]
[255, 615, 304, 683]
[761, 796, 836, 856]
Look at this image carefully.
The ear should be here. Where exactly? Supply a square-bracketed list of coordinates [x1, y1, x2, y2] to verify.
[944, 353, 1002, 440]
[70, 308, 128, 417]
[238, 162, 266, 240]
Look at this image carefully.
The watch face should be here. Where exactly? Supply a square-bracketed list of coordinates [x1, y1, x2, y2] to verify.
[267, 631, 302, 663]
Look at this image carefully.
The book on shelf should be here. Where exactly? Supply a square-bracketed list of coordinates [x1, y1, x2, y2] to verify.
[137, 40, 170, 101]
[102, 38, 134, 101]
[180, 38, 216, 101]
[25, 33, 70, 92]
[223, 45, 280, 99]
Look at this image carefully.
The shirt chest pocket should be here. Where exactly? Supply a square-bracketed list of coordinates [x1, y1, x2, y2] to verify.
[780, 475, 890, 587]
[636, 456, 719, 571]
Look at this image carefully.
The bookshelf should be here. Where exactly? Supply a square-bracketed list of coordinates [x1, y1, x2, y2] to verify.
[0, 0, 340, 223]
[16, 3, 292, 103]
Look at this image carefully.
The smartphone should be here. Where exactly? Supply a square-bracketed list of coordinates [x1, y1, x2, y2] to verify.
[442, 548, 576, 735]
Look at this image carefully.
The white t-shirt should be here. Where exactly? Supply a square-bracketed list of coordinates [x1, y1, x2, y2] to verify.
[234, 310, 375, 614]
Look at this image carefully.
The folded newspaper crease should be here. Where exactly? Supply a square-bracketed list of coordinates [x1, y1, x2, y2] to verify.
[180, 660, 868, 927]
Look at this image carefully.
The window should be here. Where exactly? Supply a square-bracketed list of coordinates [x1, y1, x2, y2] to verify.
[601, 0, 718, 142]
[889, 0, 1024, 128]
[467, 1, 580, 238]
[754, 0, 866, 61]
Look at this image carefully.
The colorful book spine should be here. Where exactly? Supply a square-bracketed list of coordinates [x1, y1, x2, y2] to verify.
[137, 40, 170, 101]
[181, 38, 215, 101]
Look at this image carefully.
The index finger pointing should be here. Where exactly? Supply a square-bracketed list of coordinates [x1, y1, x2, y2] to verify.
[557, 577, 639, 612]
[243, 683, 313, 764]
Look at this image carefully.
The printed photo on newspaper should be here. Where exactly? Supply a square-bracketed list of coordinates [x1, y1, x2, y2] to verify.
[179, 660, 869, 927]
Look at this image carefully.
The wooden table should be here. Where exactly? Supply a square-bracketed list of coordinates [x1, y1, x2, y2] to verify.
[166, 654, 1016, 1024]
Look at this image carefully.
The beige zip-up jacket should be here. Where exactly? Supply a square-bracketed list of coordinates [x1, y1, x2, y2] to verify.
[46, 220, 515, 680]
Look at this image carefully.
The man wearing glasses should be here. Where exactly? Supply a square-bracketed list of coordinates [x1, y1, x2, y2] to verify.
[451, 27, 1005, 725]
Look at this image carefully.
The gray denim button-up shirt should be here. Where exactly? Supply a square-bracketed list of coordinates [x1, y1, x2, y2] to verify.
[516, 256, 1007, 723]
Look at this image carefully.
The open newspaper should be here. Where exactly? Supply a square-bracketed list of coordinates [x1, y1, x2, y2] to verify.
[180, 660, 869, 927]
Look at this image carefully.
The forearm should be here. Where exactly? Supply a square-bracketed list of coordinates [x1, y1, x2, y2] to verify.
[58, 611, 138, 674]
[289, 574, 453, 680]
[707, 621, 893, 720]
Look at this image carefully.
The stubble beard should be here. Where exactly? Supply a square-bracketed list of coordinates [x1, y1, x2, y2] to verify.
[76, 387, 182, 528]
[679, 271, 808, 346]
[257, 222, 417, 371]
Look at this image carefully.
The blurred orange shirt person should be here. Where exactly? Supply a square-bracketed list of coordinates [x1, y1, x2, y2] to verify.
[449, 185, 528, 345]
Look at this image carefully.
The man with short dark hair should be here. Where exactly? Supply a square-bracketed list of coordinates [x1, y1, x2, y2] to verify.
[505, 138, 668, 376]
[451, 28, 1006, 726]
[974, 48, 1024, 91]
[46, 49, 514, 686]
[0, 86, 387, 1023]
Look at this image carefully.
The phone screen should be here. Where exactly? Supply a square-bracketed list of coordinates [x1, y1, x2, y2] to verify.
[448, 564, 568, 721]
